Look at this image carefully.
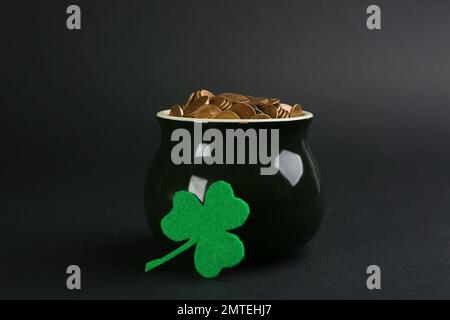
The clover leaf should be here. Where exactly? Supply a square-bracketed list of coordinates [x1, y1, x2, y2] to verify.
[145, 180, 250, 278]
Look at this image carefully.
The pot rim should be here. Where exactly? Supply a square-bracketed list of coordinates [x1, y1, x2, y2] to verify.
[156, 109, 313, 123]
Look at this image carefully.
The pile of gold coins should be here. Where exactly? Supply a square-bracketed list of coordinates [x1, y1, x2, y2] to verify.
[168, 90, 304, 119]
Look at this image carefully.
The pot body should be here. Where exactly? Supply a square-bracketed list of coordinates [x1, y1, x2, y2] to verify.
[145, 116, 324, 261]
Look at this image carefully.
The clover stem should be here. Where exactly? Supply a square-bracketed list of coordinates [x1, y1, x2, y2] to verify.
[145, 239, 196, 272]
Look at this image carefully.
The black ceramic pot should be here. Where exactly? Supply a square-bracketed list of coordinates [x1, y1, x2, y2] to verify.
[145, 110, 324, 262]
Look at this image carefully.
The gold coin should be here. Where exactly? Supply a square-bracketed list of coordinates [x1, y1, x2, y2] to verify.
[213, 111, 240, 119]
[276, 104, 290, 118]
[220, 93, 250, 103]
[259, 104, 278, 118]
[280, 103, 292, 112]
[195, 89, 214, 99]
[229, 102, 257, 119]
[210, 96, 232, 111]
[185, 90, 213, 107]
[194, 104, 221, 118]
[277, 108, 289, 118]
[251, 113, 271, 119]
[184, 96, 209, 117]
[249, 96, 269, 107]
[268, 98, 280, 105]
[169, 104, 184, 117]
[208, 104, 222, 117]
[185, 92, 196, 107]
[290, 104, 304, 117]
[194, 108, 214, 119]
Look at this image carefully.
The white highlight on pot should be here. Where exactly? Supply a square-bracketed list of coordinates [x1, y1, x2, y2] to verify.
[188, 175, 208, 202]
[276, 150, 304, 186]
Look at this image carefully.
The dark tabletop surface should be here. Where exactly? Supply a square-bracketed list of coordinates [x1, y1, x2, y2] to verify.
[1, 0, 450, 299]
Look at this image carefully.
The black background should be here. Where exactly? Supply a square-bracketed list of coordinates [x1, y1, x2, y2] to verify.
[1, 0, 450, 299]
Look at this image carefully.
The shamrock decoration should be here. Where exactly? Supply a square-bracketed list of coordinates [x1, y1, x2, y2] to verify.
[145, 180, 250, 278]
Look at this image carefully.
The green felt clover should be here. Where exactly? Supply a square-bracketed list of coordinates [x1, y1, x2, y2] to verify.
[145, 180, 250, 278]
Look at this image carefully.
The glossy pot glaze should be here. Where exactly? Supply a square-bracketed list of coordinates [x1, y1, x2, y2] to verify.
[145, 110, 324, 261]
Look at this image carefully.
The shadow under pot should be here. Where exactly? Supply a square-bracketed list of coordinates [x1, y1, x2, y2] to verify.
[145, 110, 324, 262]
